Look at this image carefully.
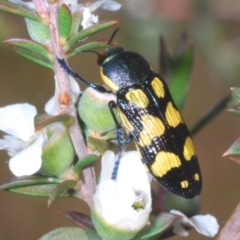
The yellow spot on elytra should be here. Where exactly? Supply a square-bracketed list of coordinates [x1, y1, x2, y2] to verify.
[181, 180, 189, 188]
[165, 102, 183, 127]
[138, 114, 165, 146]
[100, 67, 119, 92]
[125, 89, 149, 108]
[118, 110, 134, 132]
[194, 173, 200, 181]
[151, 151, 181, 177]
[151, 77, 165, 98]
[183, 137, 196, 161]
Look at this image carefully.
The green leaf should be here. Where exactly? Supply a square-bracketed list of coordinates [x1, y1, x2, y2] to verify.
[5, 38, 53, 68]
[74, 154, 98, 173]
[231, 87, 240, 104]
[67, 20, 119, 47]
[69, 41, 110, 57]
[58, 211, 95, 230]
[134, 213, 180, 239]
[0, 176, 61, 190]
[58, 4, 72, 41]
[0, 0, 40, 21]
[40, 227, 101, 240]
[226, 106, 240, 116]
[9, 184, 60, 196]
[88, 137, 109, 154]
[172, 32, 188, 60]
[191, 96, 231, 136]
[70, 12, 82, 37]
[223, 138, 240, 157]
[25, 18, 51, 44]
[168, 47, 193, 110]
[35, 114, 75, 131]
[48, 180, 77, 207]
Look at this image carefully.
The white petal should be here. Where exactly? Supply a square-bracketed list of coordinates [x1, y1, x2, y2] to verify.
[9, 133, 44, 176]
[94, 151, 152, 231]
[99, 1, 121, 11]
[0, 103, 36, 141]
[170, 210, 219, 237]
[117, 151, 152, 190]
[81, 7, 94, 29]
[0, 135, 24, 157]
[100, 151, 116, 181]
[191, 214, 219, 237]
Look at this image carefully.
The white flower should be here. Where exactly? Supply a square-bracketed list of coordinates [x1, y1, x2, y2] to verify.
[170, 210, 219, 237]
[92, 151, 152, 238]
[80, 0, 121, 29]
[0, 103, 46, 176]
[44, 75, 80, 115]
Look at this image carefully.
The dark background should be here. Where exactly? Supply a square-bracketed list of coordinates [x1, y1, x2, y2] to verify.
[1, 0, 240, 239]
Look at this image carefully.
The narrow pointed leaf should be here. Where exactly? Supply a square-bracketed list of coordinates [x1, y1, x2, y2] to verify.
[159, 36, 172, 82]
[191, 96, 231, 136]
[35, 114, 74, 131]
[70, 12, 81, 37]
[135, 213, 180, 239]
[226, 106, 240, 116]
[5, 38, 53, 66]
[0, 0, 40, 21]
[231, 87, 240, 104]
[88, 137, 109, 154]
[9, 183, 59, 196]
[67, 20, 119, 47]
[5, 38, 54, 68]
[69, 41, 111, 57]
[74, 154, 98, 173]
[172, 32, 187, 60]
[58, 211, 95, 230]
[168, 47, 193, 109]
[0, 176, 61, 190]
[40, 227, 101, 240]
[58, 4, 72, 40]
[48, 179, 77, 207]
[223, 138, 240, 157]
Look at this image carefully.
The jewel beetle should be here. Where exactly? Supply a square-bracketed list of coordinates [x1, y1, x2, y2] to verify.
[57, 30, 202, 199]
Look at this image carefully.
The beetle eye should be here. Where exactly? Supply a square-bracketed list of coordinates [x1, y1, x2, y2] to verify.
[97, 51, 110, 66]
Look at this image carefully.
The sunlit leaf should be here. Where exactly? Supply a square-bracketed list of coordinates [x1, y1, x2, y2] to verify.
[67, 20, 119, 47]
[58, 4, 72, 41]
[0, 0, 40, 21]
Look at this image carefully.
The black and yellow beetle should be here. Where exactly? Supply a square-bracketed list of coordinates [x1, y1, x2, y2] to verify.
[57, 32, 202, 199]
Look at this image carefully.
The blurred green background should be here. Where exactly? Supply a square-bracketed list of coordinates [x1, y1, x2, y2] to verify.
[1, 0, 240, 239]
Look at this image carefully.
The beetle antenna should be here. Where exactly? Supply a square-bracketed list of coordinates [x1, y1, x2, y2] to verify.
[107, 28, 119, 50]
